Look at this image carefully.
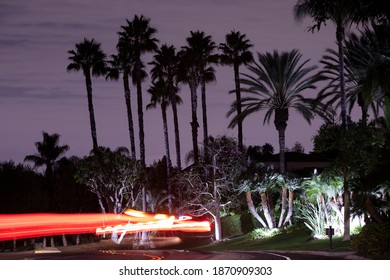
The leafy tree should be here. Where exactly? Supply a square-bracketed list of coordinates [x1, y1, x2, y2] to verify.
[219, 30, 254, 150]
[67, 38, 107, 150]
[290, 142, 305, 153]
[173, 135, 245, 240]
[75, 147, 144, 215]
[0, 161, 46, 213]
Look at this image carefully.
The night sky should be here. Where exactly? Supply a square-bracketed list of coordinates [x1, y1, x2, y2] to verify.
[0, 0, 338, 166]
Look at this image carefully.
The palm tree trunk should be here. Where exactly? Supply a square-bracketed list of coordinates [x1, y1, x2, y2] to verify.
[189, 80, 199, 163]
[245, 192, 267, 228]
[234, 62, 243, 151]
[283, 189, 294, 226]
[336, 22, 348, 131]
[277, 127, 286, 174]
[161, 105, 172, 213]
[85, 69, 98, 150]
[136, 79, 146, 166]
[260, 192, 274, 229]
[171, 96, 182, 169]
[278, 187, 287, 228]
[201, 78, 209, 162]
[134, 63, 147, 215]
[123, 73, 136, 159]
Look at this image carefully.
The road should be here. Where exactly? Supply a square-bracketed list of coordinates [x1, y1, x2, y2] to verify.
[0, 248, 351, 260]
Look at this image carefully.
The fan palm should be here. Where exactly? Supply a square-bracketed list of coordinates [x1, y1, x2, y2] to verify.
[178, 31, 217, 163]
[317, 29, 385, 124]
[117, 15, 159, 166]
[219, 30, 254, 150]
[294, 0, 363, 240]
[106, 46, 137, 159]
[25, 131, 69, 189]
[149, 44, 183, 169]
[67, 38, 107, 150]
[294, 0, 359, 131]
[147, 79, 174, 213]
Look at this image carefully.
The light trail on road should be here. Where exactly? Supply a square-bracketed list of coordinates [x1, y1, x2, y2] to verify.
[0, 209, 210, 241]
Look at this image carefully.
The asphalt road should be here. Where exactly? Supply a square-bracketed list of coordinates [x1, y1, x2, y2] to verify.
[0, 248, 351, 260]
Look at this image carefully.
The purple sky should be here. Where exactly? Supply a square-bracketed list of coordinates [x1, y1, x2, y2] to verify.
[0, 0, 339, 166]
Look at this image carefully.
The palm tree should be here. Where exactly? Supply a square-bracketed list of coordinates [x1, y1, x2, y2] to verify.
[317, 30, 384, 124]
[228, 49, 325, 227]
[228, 49, 324, 173]
[219, 30, 254, 150]
[149, 44, 183, 169]
[25, 131, 70, 190]
[178, 31, 217, 163]
[118, 15, 159, 214]
[293, 0, 359, 131]
[147, 79, 173, 213]
[117, 14, 159, 167]
[25, 131, 69, 247]
[106, 46, 137, 159]
[294, 0, 361, 240]
[67, 38, 107, 150]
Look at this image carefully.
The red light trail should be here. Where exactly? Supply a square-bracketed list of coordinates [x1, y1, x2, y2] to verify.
[0, 209, 211, 241]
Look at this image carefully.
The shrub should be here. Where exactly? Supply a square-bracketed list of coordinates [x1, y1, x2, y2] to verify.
[221, 215, 243, 239]
[351, 222, 390, 258]
[240, 211, 262, 234]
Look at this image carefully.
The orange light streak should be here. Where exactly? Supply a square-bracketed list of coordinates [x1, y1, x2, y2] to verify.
[0, 210, 210, 241]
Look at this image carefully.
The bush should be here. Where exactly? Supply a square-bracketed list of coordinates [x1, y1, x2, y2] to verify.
[221, 215, 243, 239]
[240, 212, 262, 234]
[351, 222, 390, 258]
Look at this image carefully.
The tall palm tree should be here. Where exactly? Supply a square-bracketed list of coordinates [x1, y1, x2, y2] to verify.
[228, 49, 325, 227]
[317, 30, 384, 124]
[149, 44, 183, 169]
[117, 14, 159, 167]
[294, 0, 358, 131]
[179, 31, 218, 164]
[118, 15, 159, 214]
[219, 30, 254, 150]
[106, 46, 137, 159]
[147, 79, 173, 213]
[67, 38, 107, 150]
[294, 0, 362, 241]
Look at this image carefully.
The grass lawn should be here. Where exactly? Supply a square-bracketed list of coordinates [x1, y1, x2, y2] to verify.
[196, 227, 353, 252]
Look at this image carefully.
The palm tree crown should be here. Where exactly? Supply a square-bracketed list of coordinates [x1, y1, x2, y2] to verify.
[67, 38, 107, 150]
[228, 49, 324, 173]
[25, 131, 69, 192]
[219, 30, 254, 150]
